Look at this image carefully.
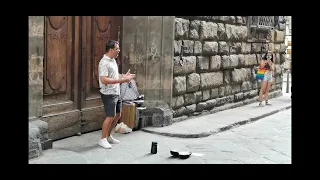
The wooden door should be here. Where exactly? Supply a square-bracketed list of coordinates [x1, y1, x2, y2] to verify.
[43, 16, 122, 140]
[42, 16, 81, 140]
[80, 16, 122, 133]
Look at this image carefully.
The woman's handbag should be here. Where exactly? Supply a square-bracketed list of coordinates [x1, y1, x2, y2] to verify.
[256, 68, 266, 80]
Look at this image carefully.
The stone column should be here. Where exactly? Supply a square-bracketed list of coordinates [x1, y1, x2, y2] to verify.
[29, 16, 51, 159]
[29, 16, 44, 121]
[121, 16, 174, 127]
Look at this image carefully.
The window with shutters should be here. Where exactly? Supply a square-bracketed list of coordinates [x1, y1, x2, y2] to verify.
[247, 16, 275, 42]
[251, 16, 275, 30]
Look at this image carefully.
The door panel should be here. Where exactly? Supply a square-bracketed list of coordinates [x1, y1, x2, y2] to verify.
[44, 16, 70, 98]
[80, 16, 122, 133]
[42, 16, 81, 140]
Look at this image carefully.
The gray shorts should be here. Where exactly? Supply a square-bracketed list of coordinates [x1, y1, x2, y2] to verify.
[263, 72, 273, 82]
[100, 94, 122, 117]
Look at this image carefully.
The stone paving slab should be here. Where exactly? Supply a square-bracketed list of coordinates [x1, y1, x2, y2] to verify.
[29, 109, 291, 164]
[142, 95, 291, 138]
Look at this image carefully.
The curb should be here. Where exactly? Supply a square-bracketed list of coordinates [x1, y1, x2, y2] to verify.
[141, 105, 291, 138]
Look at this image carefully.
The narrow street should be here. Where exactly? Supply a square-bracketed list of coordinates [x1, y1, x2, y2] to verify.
[29, 16, 292, 164]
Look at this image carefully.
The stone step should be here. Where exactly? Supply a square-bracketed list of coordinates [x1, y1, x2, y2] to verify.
[29, 119, 52, 159]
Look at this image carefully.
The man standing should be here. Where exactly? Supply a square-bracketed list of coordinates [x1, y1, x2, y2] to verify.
[98, 40, 135, 149]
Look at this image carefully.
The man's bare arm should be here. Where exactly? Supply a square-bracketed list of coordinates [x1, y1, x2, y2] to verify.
[100, 76, 129, 84]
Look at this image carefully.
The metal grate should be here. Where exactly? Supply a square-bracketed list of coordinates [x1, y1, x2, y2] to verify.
[251, 16, 274, 30]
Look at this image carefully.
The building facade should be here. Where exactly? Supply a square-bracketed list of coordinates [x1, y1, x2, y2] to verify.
[29, 16, 286, 158]
[172, 16, 285, 119]
[284, 16, 291, 70]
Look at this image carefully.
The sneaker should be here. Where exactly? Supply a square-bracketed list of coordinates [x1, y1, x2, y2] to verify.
[259, 102, 264, 107]
[99, 138, 112, 149]
[107, 135, 120, 144]
[265, 102, 271, 106]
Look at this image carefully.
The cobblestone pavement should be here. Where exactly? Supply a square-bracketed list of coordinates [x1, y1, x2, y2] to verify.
[29, 108, 291, 164]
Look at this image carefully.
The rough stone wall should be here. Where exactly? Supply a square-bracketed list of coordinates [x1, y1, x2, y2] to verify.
[172, 16, 285, 118]
[29, 16, 44, 121]
[29, 16, 52, 159]
[122, 16, 175, 127]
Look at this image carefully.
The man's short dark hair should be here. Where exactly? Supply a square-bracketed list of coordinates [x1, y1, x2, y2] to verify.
[105, 40, 119, 52]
